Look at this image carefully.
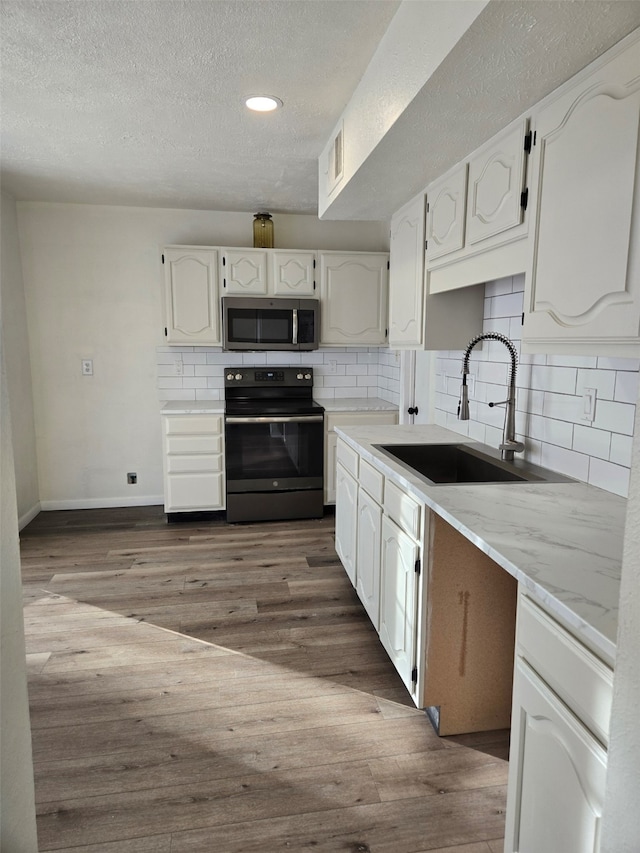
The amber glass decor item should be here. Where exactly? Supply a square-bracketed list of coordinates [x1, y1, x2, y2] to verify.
[253, 212, 274, 248]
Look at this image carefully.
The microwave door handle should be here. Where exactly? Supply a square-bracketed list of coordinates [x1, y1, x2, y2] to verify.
[292, 308, 298, 345]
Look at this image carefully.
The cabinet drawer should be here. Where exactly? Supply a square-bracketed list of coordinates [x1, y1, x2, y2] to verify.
[165, 471, 224, 511]
[359, 459, 384, 504]
[384, 479, 421, 540]
[166, 453, 223, 474]
[517, 594, 613, 745]
[166, 434, 222, 455]
[164, 415, 222, 435]
[336, 440, 359, 478]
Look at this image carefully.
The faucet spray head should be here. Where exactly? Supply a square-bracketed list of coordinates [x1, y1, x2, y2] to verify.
[458, 375, 470, 420]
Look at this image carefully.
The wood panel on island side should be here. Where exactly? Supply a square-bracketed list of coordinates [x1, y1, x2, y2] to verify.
[20, 506, 508, 853]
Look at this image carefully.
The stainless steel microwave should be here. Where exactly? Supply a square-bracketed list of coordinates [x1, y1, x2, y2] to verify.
[222, 297, 319, 351]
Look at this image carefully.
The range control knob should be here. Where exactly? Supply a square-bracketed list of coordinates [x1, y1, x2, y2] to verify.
[235, 373, 242, 381]
[297, 373, 304, 380]
[226, 372, 234, 380]
[304, 373, 311, 380]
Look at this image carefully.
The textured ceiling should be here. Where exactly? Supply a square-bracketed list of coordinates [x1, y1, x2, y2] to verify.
[0, 0, 400, 214]
[2, 1, 640, 220]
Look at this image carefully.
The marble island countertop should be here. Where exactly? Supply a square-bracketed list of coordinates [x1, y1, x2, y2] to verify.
[336, 423, 626, 666]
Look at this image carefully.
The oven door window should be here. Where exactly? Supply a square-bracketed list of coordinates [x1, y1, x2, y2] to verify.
[226, 307, 293, 346]
[225, 419, 323, 492]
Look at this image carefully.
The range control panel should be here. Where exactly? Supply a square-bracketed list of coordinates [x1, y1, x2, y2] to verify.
[224, 367, 314, 387]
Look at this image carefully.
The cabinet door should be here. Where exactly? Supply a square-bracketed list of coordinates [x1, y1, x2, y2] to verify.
[388, 194, 425, 348]
[163, 248, 220, 345]
[335, 462, 358, 586]
[425, 164, 467, 261]
[222, 249, 268, 295]
[524, 35, 640, 352]
[319, 252, 388, 345]
[271, 251, 316, 296]
[379, 515, 419, 693]
[466, 119, 528, 246]
[324, 431, 339, 504]
[356, 489, 382, 630]
[505, 658, 607, 853]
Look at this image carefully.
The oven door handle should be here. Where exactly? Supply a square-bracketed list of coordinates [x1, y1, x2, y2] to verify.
[226, 415, 324, 424]
[292, 308, 298, 345]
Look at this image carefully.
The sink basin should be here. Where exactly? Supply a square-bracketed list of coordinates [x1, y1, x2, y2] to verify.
[373, 442, 571, 486]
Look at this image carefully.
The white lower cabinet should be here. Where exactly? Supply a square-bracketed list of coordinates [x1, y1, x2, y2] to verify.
[324, 410, 398, 504]
[162, 414, 225, 512]
[355, 470, 383, 630]
[334, 461, 358, 586]
[505, 593, 612, 853]
[378, 514, 420, 695]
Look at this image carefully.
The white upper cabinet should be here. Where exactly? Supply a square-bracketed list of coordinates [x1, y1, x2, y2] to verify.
[425, 163, 467, 261]
[319, 251, 389, 346]
[163, 247, 221, 346]
[523, 31, 640, 356]
[466, 118, 529, 246]
[270, 250, 316, 297]
[388, 194, 425, 348]
[221, 249, 268, 295]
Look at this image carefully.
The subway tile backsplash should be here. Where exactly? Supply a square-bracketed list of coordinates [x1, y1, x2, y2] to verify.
[434, 273, 639, 498]
[157, 346, 402, 405]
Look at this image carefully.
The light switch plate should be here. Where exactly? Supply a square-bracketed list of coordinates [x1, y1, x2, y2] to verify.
[582, 387, 597, 422]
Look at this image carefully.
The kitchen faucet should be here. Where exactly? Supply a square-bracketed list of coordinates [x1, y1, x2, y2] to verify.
[458, 332, 525, 462]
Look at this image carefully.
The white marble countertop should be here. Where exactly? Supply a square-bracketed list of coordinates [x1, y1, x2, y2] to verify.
[161, 400, 224, 414]
[318, 397, 399, 413]
[336, 423, 626, 666]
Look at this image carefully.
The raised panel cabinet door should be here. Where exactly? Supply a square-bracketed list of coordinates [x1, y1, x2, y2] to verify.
[335, 462, 358, 587]
[324, 432, 338, 504]
[524, 34, 640, 352]
[388, 194, 425, 348]
[222, 249, 268, 295]
[271, 251, 316, 296]
[505, 658, 607, 853]
[356, 489, 382, 630]
[379, 515, 419, 693]
[319, 252, 388, 345]
[466, 119, 528, 246]
[425, 164, 467, 261]
[163, 248, 220, 345]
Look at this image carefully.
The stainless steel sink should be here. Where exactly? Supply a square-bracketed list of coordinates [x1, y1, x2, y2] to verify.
[373, 442, 572, 486]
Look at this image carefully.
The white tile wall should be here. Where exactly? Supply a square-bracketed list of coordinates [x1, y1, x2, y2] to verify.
[434, 273, 639, 498]
[157, 346, 402, 405]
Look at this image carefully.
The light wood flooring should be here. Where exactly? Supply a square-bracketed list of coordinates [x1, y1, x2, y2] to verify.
[20, 506, 508, 853]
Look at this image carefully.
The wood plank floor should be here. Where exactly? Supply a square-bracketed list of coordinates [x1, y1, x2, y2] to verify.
[20, 506, 508, 852]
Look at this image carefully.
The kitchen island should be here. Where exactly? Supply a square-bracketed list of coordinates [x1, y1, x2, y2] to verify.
[335, 422, 624, 851]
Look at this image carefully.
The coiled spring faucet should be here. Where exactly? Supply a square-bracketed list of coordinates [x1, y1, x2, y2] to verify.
[458, 332, 525, 462]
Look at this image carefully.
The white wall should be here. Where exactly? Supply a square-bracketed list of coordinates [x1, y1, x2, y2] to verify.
[0, 348, 38, 852]
[1, 192, 39, 526]
[17, 202, 388, 508]
[433, 274, 638, 498]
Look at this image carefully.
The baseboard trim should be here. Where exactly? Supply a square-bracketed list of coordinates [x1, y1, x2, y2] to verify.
[18, 502, 41, 531]
[39, 495, 164, 511]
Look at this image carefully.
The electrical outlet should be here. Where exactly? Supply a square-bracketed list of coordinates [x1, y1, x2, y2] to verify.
[174, 359, 183, 376]
[127, 472, 137, 485]
[81, 359, 93, 376]
[328, 360, 337, 375]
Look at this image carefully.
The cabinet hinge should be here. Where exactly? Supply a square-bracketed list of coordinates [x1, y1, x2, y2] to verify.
[426, 201, 430, 213]
[385, 328, 388, 338]
[411, 666, 418, 683]
[164, 327, 167, 336]
[521, 312, 525, 326]
[520, 188, 529, 211]
[223, 279, 226, 288]
[387, 260, 390, 270]
[524, 131, 533, 153]
[415, 558, 421, 575]
[161, 253, 165, 264]
[313, 258, 316, 269]
[222, 256, 226, 266]
[425, 240, 428, 251]
[313, 281, 316, 290]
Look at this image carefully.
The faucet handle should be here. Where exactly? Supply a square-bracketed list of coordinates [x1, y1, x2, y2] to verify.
[499, 439, 525, 454]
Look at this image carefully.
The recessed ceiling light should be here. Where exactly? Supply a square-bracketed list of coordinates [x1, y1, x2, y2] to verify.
[245, 95, 282, 112]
